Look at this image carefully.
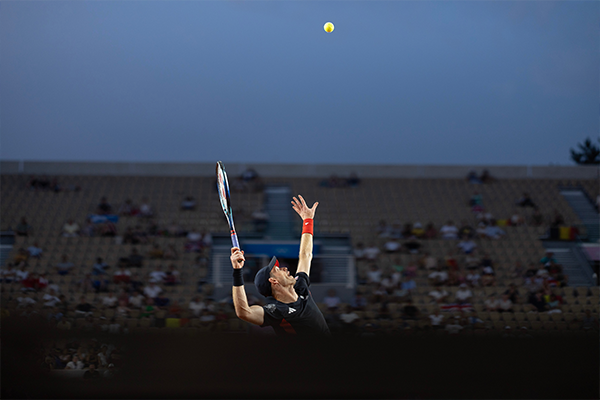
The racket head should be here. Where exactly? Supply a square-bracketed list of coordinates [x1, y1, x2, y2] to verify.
[216, 161, 232, 218]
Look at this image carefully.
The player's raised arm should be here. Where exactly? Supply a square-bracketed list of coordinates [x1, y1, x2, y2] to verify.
[291, 195, 319, 276]
[230, 247, 264, 326]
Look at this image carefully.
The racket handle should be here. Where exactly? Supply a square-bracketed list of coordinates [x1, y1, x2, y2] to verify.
[231, 232, 240, 249]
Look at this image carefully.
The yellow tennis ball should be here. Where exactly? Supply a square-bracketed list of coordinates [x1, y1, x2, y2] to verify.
[324, 22, 334, 33]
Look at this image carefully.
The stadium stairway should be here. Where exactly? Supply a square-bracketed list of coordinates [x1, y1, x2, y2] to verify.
[542, 241, 595, 287]
[263, 186, 295, 240]
[560, 189, 599, 243]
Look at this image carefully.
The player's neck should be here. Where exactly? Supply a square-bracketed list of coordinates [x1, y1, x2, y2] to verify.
[274, 286, 298, 304]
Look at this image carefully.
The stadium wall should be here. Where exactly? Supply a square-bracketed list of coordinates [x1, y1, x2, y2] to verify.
[0, 160, 598, 179]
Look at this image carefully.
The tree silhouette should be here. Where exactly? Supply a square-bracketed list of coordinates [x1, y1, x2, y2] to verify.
[570, 138, 600, 165]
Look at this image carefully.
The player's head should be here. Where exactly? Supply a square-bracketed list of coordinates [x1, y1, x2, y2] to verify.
[254, 256, 295, 297]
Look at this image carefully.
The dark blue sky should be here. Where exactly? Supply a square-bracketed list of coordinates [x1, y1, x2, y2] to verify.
[1, 1, 598, 165]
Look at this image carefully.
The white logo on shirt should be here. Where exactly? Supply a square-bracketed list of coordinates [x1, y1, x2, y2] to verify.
[300, 295, 305, 300]
[265, 304, 276, 312]
[288, 307, 296, 314]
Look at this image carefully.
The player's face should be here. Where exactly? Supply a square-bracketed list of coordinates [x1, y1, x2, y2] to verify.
[271, 265, 295, 285]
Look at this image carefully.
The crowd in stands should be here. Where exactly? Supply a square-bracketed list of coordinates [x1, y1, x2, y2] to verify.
[2, 171, 598, 339]
[38, 336, 122, 378]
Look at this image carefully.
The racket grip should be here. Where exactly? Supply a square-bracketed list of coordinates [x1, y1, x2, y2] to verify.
[231, 232, 240, 249]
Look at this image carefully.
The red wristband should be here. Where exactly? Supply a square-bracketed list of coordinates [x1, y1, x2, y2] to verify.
[302, 219, 314, 235]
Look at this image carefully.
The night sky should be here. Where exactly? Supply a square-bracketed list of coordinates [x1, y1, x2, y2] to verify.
[1, 1, 598, 165]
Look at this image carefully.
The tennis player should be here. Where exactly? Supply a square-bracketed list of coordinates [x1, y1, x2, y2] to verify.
[230, 195, 330, 336]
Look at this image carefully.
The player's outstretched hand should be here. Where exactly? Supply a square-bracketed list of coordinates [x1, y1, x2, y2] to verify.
[292, 195, 319, 220]
[230, 247, 245, 269]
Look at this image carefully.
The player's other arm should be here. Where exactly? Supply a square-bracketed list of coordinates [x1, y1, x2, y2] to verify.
[291, 195, 318, 276]
[230, 248, 264, 325]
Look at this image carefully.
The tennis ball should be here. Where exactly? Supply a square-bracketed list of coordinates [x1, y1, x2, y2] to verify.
[324, 22, 334, 33]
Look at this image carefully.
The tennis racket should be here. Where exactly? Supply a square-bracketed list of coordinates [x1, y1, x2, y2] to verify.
[216, 161, 240, 249]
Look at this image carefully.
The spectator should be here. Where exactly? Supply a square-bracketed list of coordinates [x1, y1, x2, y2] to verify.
[469, 191, 484, 211]
[401, 275, 417, 294]
[154, 292, 170, 309]
[466, 170, 482, 184]
[43, 289, 61, 308]
[128, 248, 144, 268]
[383, 237, 401, 253]
[402, 299, 420, 320]
[81, 218, 96, 237]
[15, 217, 32, 237]
[55, 254, 75, 276]
[143, 282, 162, 299]
[389, 222, 403, 239]
[429, 308, 445, 330]
[428, 287, 449, 304]
[479, 169, 494, 183]
[540, 252, 557, 265]
[98, 221, 117, 237]
[510, 210, 525, 226]
[484, 295, 499, 312]
[445, 317, 464, 335]
[347, 172, 360, 187]
[181, 196, 197, 211]
[504, 284, 520, 304]
[62, 219, 80, 237]
[422, 252, 438, 270]
[113, 266, 131, 284]
[96, 197, 112, 215]
[517, 193, 536, 208]
[353, 243, 366, 260]
[102, 292, 119, 309]
[75, 297, 93, 317]
[118, 199, 139, 216]
[497, 294, 513, 313]
[343, 294, 366, 313]
[83, 364, 100, 379]
[455, 284, 473, 305]
[92, 257, 110, 276]
[467, 311, 485, 330]
[546, 293, 562, 313]
[363, 243, 381, 261]
[166, 220, 184, 237]
[189, 295, 206, 317]
[428, 267, 448, 287]
[13, 248, 29, 264]
[339, 305, 360, 333]
[138, 197, 154, 218]
[149, 265, 166, 283]
[366, 264, 382, 285]
[424, 222, 437, 239]
[66, 355, 85, 370]
[376, 220, 391, 238]
[27, 242, 43, 259]
[529, 291, 548, 312]
[128, 291, 146, 309]
[458, 220, 475, 239]
[323, 289, 341, 310]
[457, 236, 477, 254]
[185, 228, 203, 252]
[466, 269, 480, 287]
[1, 264, 17, 283]
[403, 236, 422, 254]
[139, 297, 157, 318]
[483, 220, 505, 239]
[164, 264, 181, 286]
[115, 300, 131, 318]
[440, 221, 459, 239]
